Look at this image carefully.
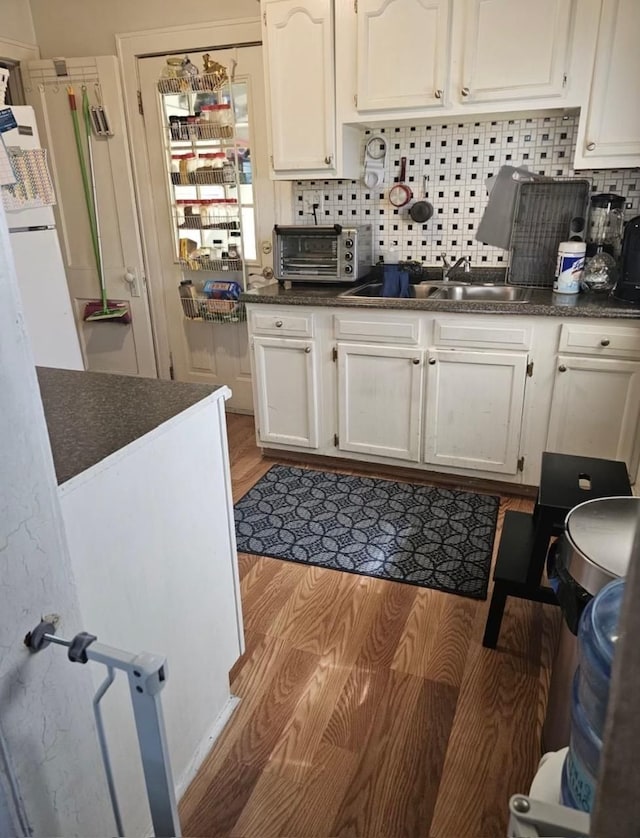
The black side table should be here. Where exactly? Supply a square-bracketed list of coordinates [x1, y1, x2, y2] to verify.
[482, 452, 632, 649]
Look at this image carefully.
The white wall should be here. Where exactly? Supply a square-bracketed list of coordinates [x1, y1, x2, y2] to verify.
[0, 0, 36, 46]
[0, 205, 113, 836]
[28, 0, 259, 57]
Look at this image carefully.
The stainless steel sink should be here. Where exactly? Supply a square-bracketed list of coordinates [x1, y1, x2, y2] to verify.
[339, 282, 441, 299]
[339, 280, 531, 303]
[432, 285, 532, 303]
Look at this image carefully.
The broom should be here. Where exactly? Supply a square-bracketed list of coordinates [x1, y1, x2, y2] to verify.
[68, 85, 129, 323]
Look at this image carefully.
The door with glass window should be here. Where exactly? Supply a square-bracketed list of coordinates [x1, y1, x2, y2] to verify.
[138, 47, 275, 410]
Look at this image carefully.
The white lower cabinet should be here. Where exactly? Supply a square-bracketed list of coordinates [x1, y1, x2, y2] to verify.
[423, 348, 528, 474]
[337, 342, 424, 461]
[546, 355, 640, 472]
[247, 304, 640, 486]
[252, 335, 320, 448]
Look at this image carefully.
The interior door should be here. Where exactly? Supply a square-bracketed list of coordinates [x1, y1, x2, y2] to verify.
[137, 47, 275, 411]
[23, 57, 157, 377]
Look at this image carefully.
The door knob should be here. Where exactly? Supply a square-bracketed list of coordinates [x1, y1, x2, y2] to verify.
[434, 89, 443, 99]
[324, 155, 333, 166]
[428, 358, 436, 365]
[275, 320, 283, 327]
[123, 267, 141, 297]
[461, 87, 470, 97]
[304, 346, 311, 354]
[600, 338, 610, 346]
[412, 358, 420, 365]
[559, 364, 567, 372]
[586, 142, 596, 151]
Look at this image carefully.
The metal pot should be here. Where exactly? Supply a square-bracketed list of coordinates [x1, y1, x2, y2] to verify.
[389, 157, 412, 207]
[409, 175, 434, 223]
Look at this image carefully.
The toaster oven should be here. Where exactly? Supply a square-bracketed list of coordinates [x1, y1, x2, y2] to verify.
[273, 224, 373, 283]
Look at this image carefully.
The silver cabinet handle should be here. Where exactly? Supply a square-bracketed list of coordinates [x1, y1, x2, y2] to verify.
[559, 364, 567, 372]
[324, 155, 333, 165]
[412, 358, 420, 365]
[275, 320, 283, 327]
[304, 346, 311, 353]
[434, 89, 443, 99]
[461, 87, 470, 97]
[601, 338, 610, 346]
[586, 142, 596, 151]
[428, 358, 436, 365]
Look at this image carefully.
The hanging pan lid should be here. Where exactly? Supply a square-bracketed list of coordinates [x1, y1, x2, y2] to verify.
[564, 496, 640, 595]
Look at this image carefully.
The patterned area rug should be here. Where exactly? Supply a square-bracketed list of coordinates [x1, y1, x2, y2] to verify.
[234, 465, 500, 600]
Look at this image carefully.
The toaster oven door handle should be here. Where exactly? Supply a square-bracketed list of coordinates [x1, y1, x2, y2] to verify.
[274, 224, 343, 235]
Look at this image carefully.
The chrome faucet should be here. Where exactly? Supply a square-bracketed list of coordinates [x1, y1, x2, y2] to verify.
[441, 253, 471, 281]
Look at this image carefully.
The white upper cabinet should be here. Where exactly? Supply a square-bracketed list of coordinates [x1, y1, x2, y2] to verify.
[459, 0, 573, 104]
[261, 0, 360, 178]
[356, 0, 451, 111]
[262, 0, 335, 172]
[574, 0, 640, 169]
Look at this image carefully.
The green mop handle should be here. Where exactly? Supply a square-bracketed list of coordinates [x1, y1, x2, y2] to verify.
[67, 86, 101, 277]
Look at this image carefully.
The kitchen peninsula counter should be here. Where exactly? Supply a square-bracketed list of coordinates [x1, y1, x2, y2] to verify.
[37, 367, 222, 484]
[242, 282, 640, 319]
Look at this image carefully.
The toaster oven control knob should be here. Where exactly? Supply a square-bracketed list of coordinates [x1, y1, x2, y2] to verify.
[344, 265, 353, 274]
[344, 251, 353, 261]
[345, 238, 354, 248]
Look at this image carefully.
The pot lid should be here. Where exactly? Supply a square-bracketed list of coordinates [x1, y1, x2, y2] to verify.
[565, 496, 640, 588]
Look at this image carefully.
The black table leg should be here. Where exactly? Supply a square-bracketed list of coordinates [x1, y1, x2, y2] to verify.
[483, 581, 508, 648]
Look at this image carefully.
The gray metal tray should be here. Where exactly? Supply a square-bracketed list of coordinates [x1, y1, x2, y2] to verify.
[507, 179, 591, 288]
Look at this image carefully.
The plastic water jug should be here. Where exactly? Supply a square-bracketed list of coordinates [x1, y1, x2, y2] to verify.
[561, 578, 625, 811]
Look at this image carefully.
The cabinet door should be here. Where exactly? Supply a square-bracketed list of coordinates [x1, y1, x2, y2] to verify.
[338, 343, 424, 461]
[460, 0, 572, 103]
[546, 356, 640, 473]
[357, 0, 451, 111]
[576, 0, 640, 167]
[263, 0, 335, 172]
[253, 336, 320, 448]
[424, 349, 527, 474]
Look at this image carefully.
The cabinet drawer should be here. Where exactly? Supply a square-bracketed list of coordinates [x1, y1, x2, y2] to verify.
[433, 318, 532, 350]
[249, 309, 314, 338]
[333, 313, 421, 344]
[559, 324, 640, 359]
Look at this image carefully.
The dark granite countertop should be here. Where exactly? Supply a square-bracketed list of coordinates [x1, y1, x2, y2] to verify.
[37, 368, 221, 485]
[242, 280, 640, 319]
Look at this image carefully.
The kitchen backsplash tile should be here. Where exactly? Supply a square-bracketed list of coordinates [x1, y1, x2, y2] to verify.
[292, 115, 640, 267]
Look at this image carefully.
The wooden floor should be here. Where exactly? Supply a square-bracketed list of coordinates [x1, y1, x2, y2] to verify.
[180, 414, 560, 838]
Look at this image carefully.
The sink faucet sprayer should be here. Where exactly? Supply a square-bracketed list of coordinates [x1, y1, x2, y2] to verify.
[441, 253, 471, 281]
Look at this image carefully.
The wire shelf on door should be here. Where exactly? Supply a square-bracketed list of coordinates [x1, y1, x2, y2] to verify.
[157, 70, 229, 95]
[167, 122, 233, 142]
[179, 293, 246, 324]
[171, 169, 235, 186]
[179, 257, 243, 272]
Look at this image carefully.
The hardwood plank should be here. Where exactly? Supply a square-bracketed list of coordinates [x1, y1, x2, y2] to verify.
[183, 755, 261, 837]
[239, 554, 309, 637]
[322, 664, 393, 753]
[331, 671, 458, 838]
[229, 628, 265, 686]
[274, 743, 360, 837]
[354, 579, 417, 669]
[268, 564, 377, 657]
[392, 588, 478, 687]
[265, 579, 382, 782]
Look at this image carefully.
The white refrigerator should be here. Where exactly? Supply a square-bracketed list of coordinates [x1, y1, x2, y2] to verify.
[4, 105, 83, 370]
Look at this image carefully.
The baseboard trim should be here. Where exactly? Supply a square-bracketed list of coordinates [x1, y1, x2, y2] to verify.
[262, 448, 537, 498]
[175, 694, 241, 802]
